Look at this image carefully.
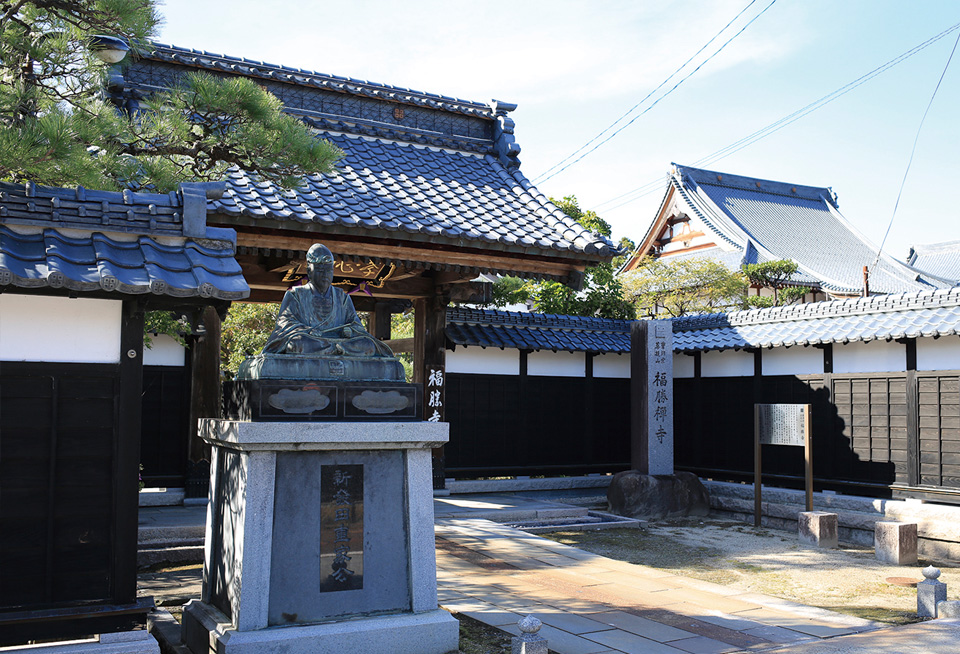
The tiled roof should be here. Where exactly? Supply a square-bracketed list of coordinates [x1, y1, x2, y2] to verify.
[907, 241, 960, 284]
[659, 164, 949, 295]
[142, 44, 495, 118]
[0, 181, 248, 301]
[446, 288, 960, 355]
[672, 288, 960, 352]
[121, 44, 618, 267]
[214, 134, 612, 257]
[446, 308, 631, 353]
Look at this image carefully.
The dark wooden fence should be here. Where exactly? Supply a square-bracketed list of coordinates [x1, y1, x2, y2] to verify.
[444, 373, 631, 477]
[0, 361, 146, 644]
[140, 365, 192, 488]
[675, 371, 960, 502]
[443, 367, 959, 504]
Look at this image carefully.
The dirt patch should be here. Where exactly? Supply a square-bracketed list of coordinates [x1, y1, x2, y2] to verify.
[541, 516, 959, 625]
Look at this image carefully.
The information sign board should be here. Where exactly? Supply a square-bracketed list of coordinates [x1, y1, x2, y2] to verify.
[757, 404, 808, 446]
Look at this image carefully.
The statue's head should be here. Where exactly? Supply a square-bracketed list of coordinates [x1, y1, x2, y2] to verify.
[305, 243, 335, 293]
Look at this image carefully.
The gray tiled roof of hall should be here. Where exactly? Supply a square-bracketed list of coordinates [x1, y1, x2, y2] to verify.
[446, 308, 631, 353]
[667, 164, 950, 295]
[124, 44, 618, 263]
[908, 240, 960, 284]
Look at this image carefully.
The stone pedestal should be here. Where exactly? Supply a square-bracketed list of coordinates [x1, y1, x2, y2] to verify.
[181, 420, 459, 654]
[2, 631, 159, 654]
[798, 511, 838, 548]
[875, 521, 918, 565]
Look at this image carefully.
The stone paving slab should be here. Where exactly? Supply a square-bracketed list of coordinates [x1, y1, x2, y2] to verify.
[436, 517, 881, 654]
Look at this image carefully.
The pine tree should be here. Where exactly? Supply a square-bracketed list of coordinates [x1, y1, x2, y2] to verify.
[0, 0, 342, 191]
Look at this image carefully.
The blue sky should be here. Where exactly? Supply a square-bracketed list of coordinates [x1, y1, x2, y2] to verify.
[157, 0, 959, 260]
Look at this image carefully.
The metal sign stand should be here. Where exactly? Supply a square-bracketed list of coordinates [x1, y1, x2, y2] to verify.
[754, 404, 812, 527]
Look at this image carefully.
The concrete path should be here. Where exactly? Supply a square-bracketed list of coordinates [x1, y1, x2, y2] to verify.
[138, 496, 960, 654]
[435, 517, 883, 654]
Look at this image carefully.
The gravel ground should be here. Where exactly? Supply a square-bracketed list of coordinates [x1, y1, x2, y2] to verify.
[541, 516, 960, 625]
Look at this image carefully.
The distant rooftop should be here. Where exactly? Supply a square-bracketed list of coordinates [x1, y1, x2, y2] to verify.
[625, 164, 950, 296]
[908, 240, 960, 285]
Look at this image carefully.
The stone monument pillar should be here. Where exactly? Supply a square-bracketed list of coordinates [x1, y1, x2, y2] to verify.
[181, 243, 459, 654]
[630, 319, 673, 475]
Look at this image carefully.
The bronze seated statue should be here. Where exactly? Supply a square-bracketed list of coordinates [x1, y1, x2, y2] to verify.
[237, 243, 404, 382]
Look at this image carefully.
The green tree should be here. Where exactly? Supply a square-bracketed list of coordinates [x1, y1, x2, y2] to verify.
[742, 260, 811, 307]
[621, 256, 749, 317]
[0, 1, 343, 192]
[490, 195, 635, 319]
[220, 302, 279, 378]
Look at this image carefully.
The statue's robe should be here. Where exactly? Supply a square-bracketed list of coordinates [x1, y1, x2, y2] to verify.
[262, 284, 394, 357]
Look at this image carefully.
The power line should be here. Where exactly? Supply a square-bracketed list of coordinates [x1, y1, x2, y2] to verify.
[532, 0, 760, 183]
[533, 0, 778, 185]
[594, 21, 960, 214]
[874, 28, 960, 264]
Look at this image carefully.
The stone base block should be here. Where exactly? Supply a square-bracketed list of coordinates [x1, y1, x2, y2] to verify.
[182, 600, 458, 654]
[2, 630, 159, 654]
[938, 600, 960, 619]
[798, 511, 838, 548]
[875, 521, 918, 565]
[607, 471, 709, 520]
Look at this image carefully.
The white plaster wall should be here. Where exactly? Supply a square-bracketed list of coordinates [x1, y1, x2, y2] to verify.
[673, 353, 696, 378]
[834, 340, 905, 373]
[144, 334, 187, 366]
[445, 346, 519, 375]
[593, 353, 630, 379]
[0, 294, 121, 363]
[917, 337, 960, 371]
[701, 349, 754, 377]
[762, 346, 823, 376]
[528, 350, 585, 377]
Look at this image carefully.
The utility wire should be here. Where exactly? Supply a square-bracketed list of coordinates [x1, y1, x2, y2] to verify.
[594, 21, 960, 214]
[534, 0, 778, 185]
[533, 0, 760, 183]
[873, 29, 960, 265]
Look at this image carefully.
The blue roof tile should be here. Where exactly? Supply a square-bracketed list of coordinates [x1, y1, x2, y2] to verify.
[446, 308, 632, 353]
[123, 45, 619, 268]
[0, 182, 248, 301]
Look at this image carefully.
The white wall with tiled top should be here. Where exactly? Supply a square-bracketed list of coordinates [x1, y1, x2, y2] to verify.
[701, 349, 754, 377]
[527, 350, 585, 377]
[0, 294, 121, 363]
[446, 346, 519, 375]
[917, 336, 960, 371]
[761, 346, 824, 376]
[833, 340, 905, 373]
[593, 353, 630, 378]
[143, 334, 187, 366]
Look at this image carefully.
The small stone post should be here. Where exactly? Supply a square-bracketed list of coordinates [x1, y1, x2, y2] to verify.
[875, 521, 918, 565]
[918, 566, 947, 618]
[798, 511, 838, 548]
[512, 615, 548, 654]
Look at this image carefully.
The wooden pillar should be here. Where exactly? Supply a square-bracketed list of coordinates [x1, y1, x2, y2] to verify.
[414, 288, 448, 488]
[904, 338, 919, 487]
[116, 300, 145, 604]
[370, 301, 393, 341]
[188, 306, 222, 464]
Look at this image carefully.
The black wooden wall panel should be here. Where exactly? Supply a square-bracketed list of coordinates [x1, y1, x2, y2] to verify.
[918, 374, 960, 488]
[140, 365, 191, 487]
[0, 363, 118, 610]
[445, 373, 629, 476]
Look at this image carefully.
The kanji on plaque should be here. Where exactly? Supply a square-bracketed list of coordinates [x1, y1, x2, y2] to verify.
[423, 365, 445, 423]
[320, 464, 363, 592]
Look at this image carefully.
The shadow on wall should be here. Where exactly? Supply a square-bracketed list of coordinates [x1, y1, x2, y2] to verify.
[675, 374, 897, 496]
